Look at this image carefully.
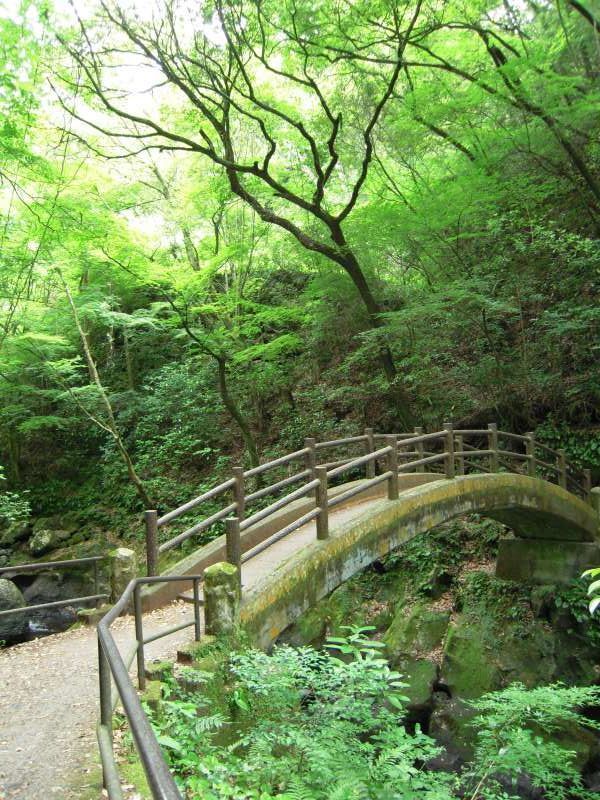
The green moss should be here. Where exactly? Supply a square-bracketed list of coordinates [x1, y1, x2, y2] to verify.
[383, 601, 449, 661]
[144, 659, 173, 682]
[141, 680, 163, 714]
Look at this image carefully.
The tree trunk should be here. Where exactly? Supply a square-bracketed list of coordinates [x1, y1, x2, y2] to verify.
[216, 357, 260, 468]
[329, 224, 414, 427]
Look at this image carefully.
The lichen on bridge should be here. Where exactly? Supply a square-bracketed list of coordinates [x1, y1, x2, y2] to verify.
[239, 474, 599, 649]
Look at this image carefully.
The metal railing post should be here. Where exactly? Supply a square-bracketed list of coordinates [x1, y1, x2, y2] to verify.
[385, 435, 399, 499]
[584, 468, 592, 502]
[232, 466, 245, 520]
[315, 466, 329, 540]
[193, 578, 201, 641]
[558, 449, 567, 489]
[144, 510, 159, 577]
[526, 432, 536, 477]
[304, 437, 317, 498]
[444, 423, 455, 479]
[488, 423, 499, 473]
[414, 426, 425, 472]
[133, 583, 146, 690]
[364, 427, 375, 478]
[455, 433, 465, 476]
[98, 639, 112, 735]
[225, 517, 242, 588]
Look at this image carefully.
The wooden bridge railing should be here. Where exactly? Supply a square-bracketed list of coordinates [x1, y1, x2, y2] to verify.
[144, 423, 593, 577]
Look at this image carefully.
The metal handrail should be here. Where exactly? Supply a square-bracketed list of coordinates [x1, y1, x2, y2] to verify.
[0, 554, 108, 618]
[98, 574, 205, 800]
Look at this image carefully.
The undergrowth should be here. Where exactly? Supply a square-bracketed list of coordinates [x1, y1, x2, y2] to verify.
[142, 627, 600, 800]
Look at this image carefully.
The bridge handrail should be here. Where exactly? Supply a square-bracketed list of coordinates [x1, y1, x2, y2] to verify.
[97, 574, 204, 800]
[97, 422, 596, 800]
[145, 425, 592, 577]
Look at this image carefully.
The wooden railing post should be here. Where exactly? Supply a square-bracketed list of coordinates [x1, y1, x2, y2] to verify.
[385, 435, 399, 499]
[444, 422, 455, 479]
[455, 433, 465, 476]
[557, 449, 567, 489]
[315, 466, 329, 540]
[144, 510, 159, 577]
[488, 423, 499, 473]
[526, 432, 536, 477]
[414, 426, 425, 473]
[225, 517, 242, 588]
[584, 469, 592, 502]
[232, 466, 245, 520]
[590, 487, 600, 519]
[364, 427, 375, 478]
[304, 437, 317, 498]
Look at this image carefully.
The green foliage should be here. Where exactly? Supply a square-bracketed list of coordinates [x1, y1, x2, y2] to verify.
[0, 466, 30, 525]
[467, 683, 600, 800]
[535, 422, 600, 471]
[144, 631, 600, 800]
[580, 568, 600, 617]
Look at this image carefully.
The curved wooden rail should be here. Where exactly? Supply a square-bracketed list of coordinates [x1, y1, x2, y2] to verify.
[144, 423, 592, 576]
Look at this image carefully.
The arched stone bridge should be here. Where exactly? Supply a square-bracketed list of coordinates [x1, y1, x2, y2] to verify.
[237, 472, 599, 648]
[97, 425, 600, 800]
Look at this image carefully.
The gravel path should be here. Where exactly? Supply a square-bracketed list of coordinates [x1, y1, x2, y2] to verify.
[0, 498, 378, 800]
[0, 601, 195, 800]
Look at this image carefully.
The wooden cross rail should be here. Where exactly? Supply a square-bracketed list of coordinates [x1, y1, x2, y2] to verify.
[144, 423, 594, 576]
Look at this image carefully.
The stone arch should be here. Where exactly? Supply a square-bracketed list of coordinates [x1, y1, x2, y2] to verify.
[240, 474, 599, 648]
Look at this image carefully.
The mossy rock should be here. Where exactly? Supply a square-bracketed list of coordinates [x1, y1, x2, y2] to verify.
[144, 660, 173, 682]
[396, 657, 438, 710]
[175, 666, 210, 694]
[177, 635, 216, 664]
[77, 604, 112, 626]
[441, 618, 501, 699]
[429, 695, 478, 762]
[141, 680, 163, 714]
[383, 601, 449, 662]
[192, 653, 222, 675]
[441, 615, 559, 699]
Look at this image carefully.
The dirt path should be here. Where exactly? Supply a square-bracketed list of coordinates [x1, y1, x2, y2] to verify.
[0, 499, 378, 800]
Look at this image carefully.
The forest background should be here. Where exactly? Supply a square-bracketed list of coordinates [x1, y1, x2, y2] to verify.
[1, 0, 599, 547]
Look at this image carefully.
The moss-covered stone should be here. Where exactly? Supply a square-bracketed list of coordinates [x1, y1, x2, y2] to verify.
[396, 657, 438, 709]
[429, 696, 478, 762]
[175, 666, 208, 693]
[176, 635, 216, 664]
[383, 601, 449, 661]
[141, 680, 163, 714]
[204, 562, 240, 636]
[144, 659, 172, 682]
[441, 619, 501, 699]
[77, 603, 112, 626]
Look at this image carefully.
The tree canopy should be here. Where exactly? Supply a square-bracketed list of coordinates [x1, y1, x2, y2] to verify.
[0, 0, 599, 520]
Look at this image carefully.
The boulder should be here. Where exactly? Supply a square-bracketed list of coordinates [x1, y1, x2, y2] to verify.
[383, 601, 450, 662]
[428, 694, 477, 763]
[32, 515, 78, 535]
[0, 578, 28, 643]
[396, 657, 438, 710]
[108, 547, 137, 601]
[29, 528, 73, 556]
[23, 571, 63, 604]
[0, 521, 31, 549]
